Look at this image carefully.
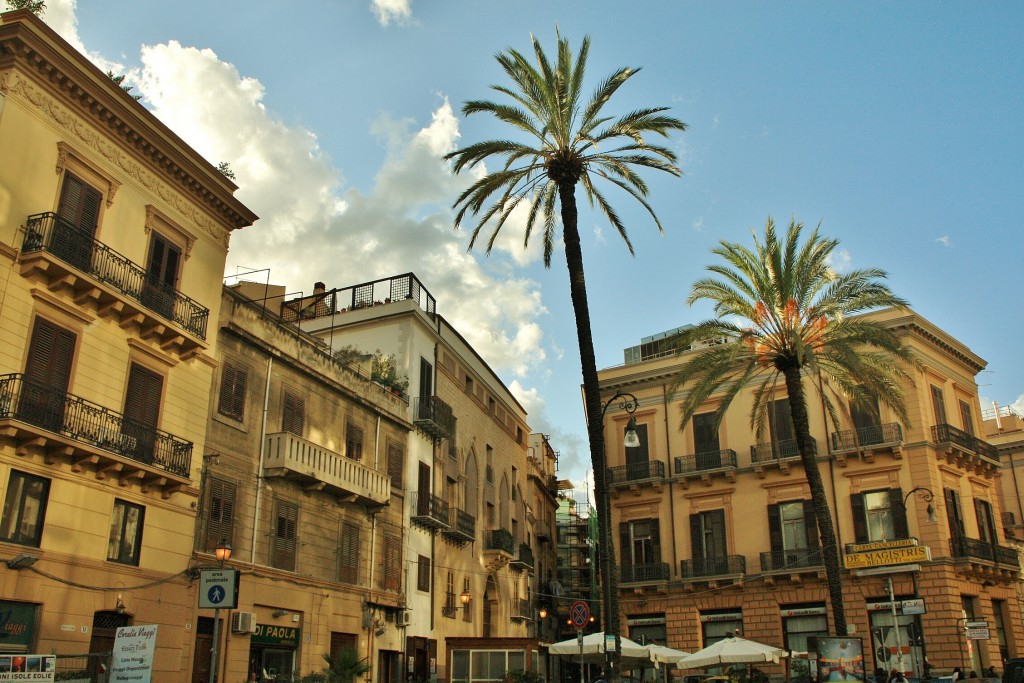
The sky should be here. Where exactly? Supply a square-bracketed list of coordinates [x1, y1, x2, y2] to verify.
[17, 0, 1023, 497]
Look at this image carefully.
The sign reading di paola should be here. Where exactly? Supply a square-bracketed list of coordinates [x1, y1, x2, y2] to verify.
[844, 544, 931, 570]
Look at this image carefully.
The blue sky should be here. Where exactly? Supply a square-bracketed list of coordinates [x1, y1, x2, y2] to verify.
[22, 0, 1023, 492]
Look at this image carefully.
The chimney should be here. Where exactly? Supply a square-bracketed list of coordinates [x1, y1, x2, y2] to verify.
[314, 281, 326, 294]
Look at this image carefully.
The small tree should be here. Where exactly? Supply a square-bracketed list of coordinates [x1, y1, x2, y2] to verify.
[217, 161, 236, 179]
[370, 351, 409, 394]
[3, 0, 46, 15]
[300, 648, 371, 683]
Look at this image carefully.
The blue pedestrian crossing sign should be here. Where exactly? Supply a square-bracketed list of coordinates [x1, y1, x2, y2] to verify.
[199, 569, 239, 609]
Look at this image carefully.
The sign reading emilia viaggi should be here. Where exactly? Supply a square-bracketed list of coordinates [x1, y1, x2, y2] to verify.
[843, 538, 931, 570]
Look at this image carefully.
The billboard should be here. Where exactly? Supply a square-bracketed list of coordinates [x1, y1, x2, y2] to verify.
[810, 637, 866, 683]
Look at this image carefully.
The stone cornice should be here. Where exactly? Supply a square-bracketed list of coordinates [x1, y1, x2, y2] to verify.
[0, 11, 258, 233]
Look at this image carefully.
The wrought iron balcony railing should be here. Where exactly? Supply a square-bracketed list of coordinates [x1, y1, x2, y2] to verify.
[932, 423, 1000, 463]
[263, 431, 390, 505]
[831, 423, 903, 453]
[760, 548, 824, 572]
[0, 373, 192, 477]
[23, 213, 209, 340]
[412, 395, 455, 441]
[411, 492, 450, 530]
[510, 542, 534, 571]
[441, 507, 476, 543]
[951, 535, 1020, 567]
[510, 598, 531, 622]
[680, 554, 746, 579]
[621, 562, 670, 583]
[485, 528, 515, 555]
[607, 459, 666, 485]
[751, 437, 816, 464]
[675, 449, 737, 474]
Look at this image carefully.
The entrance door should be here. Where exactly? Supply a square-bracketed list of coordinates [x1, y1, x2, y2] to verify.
[191, 617, 214, 683]
[89, 611, 131, 679]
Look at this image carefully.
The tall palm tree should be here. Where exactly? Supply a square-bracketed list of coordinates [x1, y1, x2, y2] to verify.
[669, 218, 914, 636]
[445, 30, 685, 678]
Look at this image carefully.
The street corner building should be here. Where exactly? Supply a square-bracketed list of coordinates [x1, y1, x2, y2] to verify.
[597, 308, 1022, 678]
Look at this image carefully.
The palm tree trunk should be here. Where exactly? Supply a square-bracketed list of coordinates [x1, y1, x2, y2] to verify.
[557, 181, 622, 682]
[781, 364, 848, 636]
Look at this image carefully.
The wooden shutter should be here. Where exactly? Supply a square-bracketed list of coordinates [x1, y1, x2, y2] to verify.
[382, 533, 401, 590]
[417, 555, 430, 592]
[769, 399, 794, 442]
[693, 413, 721, 454]
[419, 357, 432, 401]
[959, 400, 975, 436]
[851, 494, 868, 543]
[417, 462, 431, 514]
[802, 500, 819, 549]
[147, 233, 181, 289]
[650, 517, 662, 563]
[619, 522, 632, 565]
[767, 504, 783, 553]
[204, 478, 236, 552]
[124, 363, 162, 429]
[283, 392, 304, 435]
[57, 173, 101, 234]
[931, 386, 947, 424]
[945, 488, 965, 538]
[889, 488, 909, 539]
[975, 499, 996, 544]
[707, 510, 727, 558]
[217, 364, 247, 421]
[387, 443, 404, 488]
[346, 423, 364, 461]
[25, 318, 76, 390]
[690, 514, 704, 560]
[273, 500, 297, 571]
[338, 521, 360, 583]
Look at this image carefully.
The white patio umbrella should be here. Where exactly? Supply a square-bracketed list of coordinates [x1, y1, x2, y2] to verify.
[648, 645, 690, 666]
[675, 636, 788, 670]
[548, 632, 651, 667]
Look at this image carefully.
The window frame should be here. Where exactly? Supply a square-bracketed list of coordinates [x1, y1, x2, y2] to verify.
[346, 421, 364, 461]
[338, 521, 360, 584]
[282, 391, 304, 436]
[272, 499, 298, 571]
[417, 554, 431, 592]
[204, 477, 236, 553]
[107, 498, 145, 566]
[217, 362, 248, 422]
[0, 470, 51, 547]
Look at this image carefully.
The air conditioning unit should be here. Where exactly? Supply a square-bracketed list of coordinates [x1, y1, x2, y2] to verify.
[396, 610, 411, 627]
[232, 611, 257, 634]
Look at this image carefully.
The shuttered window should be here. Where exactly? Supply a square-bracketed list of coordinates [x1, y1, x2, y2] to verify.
[123, 363, 163, 462]
[387, 442, 404, 488]
[272, 499, 297, 571]
[217, 363, 247, 421]
[338, 521, 360, 584]
[959, 399, 975, 436]
[768, 500, 818, 553]
[769, 398, 794, 442]
[346, 422, 364, 461]
[381, 532, 402, 591]
[930, 385, 947, 425]
[690, 509, 727, 560]
[851, 489, 909, 543]
[204, 478, 236, 553]
[693, 412, 720, 455]
[22, 318, 76, 433]
[945, 488, 965, 539]
[417, 554, 431, 592]
[282, 392, 304, 436]
[146, 232, 181, 290]
[975, 499, 996, 544]
[625, 423, 649, 465]
[54, 173, 102, 271]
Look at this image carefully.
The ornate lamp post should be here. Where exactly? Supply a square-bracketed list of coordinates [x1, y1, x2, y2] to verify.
[209, 539, 232, 683]
[596, 390, 640, 681]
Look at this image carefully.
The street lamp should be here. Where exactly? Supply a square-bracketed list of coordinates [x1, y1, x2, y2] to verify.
[210, 539, 232, 683]
[904, 487, 936, 523]
[596, 390, 640, 682]
[442, 590, 472, 617]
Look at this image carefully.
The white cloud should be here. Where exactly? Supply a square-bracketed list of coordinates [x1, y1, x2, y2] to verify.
[827, 247, 852, 273]
[936, 235, 952, 247]
[370, 0, 412, 27]
[1012, 394, 1024, 415]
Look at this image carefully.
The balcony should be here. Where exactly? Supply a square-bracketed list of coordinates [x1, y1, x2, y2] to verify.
[20, 213, 209, 358]
[931, 424, 1000, 476]
[483, 528, 515, 571]
[509, 598, 532, 623]
[621, 562, 670, 587]
[0, 373, 192, 495]
[680, 554, 746, 581]
[608, 460, 665, 497]
[510, 542, 535, 572]
[760, 548, 824, 572]
[441, 507, 476, 545]
[950, 535, 1020, 584]
[412, 396, 455, 441]
[410, 492, 450, 532]
[831, 423, 904, 465]
[750, 438, 815, 477]
[674, 449, 737, 488]
[263, 432, 390, 506]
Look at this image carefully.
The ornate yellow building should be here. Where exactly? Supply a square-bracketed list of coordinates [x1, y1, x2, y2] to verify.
[598, 308, 1018, 677]
[0, 9, 256, 679]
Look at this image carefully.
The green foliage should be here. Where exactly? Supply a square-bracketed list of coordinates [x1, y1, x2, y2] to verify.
[3, 0, 46, 15]
[299, 648, 371, 683]
[218, 161, 237, 179]
[332, 344, 363, 367]
[370, 351, 409, 394]
[505, 670, 543, 683]
[105, 70, 142, 101]
[445, 29, 687, 268]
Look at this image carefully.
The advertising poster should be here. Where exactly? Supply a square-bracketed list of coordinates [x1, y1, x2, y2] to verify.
[812, 637, 866, 683]
[110, 624, 158, 683]
[0, 654, 56, 682]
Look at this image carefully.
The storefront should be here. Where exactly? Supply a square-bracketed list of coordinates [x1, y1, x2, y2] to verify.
[248, 622, 300, 682]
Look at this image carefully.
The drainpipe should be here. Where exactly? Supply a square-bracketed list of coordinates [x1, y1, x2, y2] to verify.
[251, 355, 273, 565]
[662, 381, 679, 575]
